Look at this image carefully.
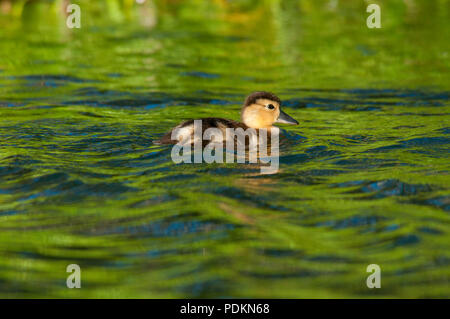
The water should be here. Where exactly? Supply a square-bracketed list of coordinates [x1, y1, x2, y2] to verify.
[0, 0, 449, 298]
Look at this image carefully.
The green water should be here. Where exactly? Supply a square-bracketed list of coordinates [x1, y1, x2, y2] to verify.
[0, 0, 449, 298]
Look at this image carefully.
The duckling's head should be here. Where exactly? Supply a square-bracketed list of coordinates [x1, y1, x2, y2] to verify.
[241, 91, 298, 129]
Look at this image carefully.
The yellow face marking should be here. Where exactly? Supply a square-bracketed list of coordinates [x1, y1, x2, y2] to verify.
[241, 98, 280, 128]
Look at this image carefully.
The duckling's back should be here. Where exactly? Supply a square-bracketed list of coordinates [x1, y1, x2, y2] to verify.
[154, 117, 247, 145]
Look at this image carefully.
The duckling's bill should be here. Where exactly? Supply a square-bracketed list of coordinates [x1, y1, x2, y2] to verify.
[275, 109, 299, 125]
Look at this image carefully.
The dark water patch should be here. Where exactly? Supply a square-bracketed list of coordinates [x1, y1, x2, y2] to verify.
[137, 166, 172, 176]
[0, 278, 39, 297]
[393, 125, 425, 129]
[279, 153, 310, 164]
[180, 71, 220, 79]
[434, 256, 450, 267]
[54, 244, 108, 251]
[106, 73, 122, 78]
[0, 101, 25, 107]
[96, 151, 168, 169]
[390, 234, 421, 248]
[391, 112, 450, 116]
[365, 144, 403, 153]
[197, 166, 261, 175]
[68, 91, 234, 109]
[166, 63, 185, 68]
[53, 181, 137, 198]
[284, 88, 344, 93]
[356, 44, 375, 56]
[343, 135, 378, 144]
[2, 175, 136, 203]
[67, 98, 166, 109]
[78, 111, 108, 118]
[417, 227, 443, 235]
[400, 136, 449, 147]
[24, 104, 59, 110]
[16, 74, 99, 85]
[436, 127, 450, 135]
[410, 195, 450, 212]
[304, 255, 354, 263]
[129, 194, 178, 208]
[316, 214, 386, 230]
[284, 89, 449, 111]
[363, 136, 450, 155]
[26, 39, 66, 48]
[0, 165, 34, 180]
[341, 88, 449, 103]
[0, 210, 23, 217]
[57, 123, 122, 136]
[4, 172, 69, 193]
[186, 30, 249, 43]
[0, 125, 58, 141]
[175, 279, 231, 298]
[280, 130, 306, 143]
[73, 87, 127, 97]
[261, 171, 323, 186]
[210, 186, 290, 211]
[286, 97, 385, 111]
[292, 169, 343, 177]
[126, 248, 191, 259]
[390, 256, 450, 276]
[61, 136, 144, 155]
[0, 218, 87, 232]
[304, 145, 341, 158]
[345, 179, 435, 199]
[152, 173, 198, 183]
[0, 155, 42, 166]
[383, 224, 401, 232]
[83, 219, 235, 239]
[241, 268, 345, 279]
[106, 98, 168, 108]
[331, 180, 367, 188]
[102, 29, 155, 42]
[17, 250, 125, 268]
[333, 158, 400, 169]
[256, 248, 301, 257]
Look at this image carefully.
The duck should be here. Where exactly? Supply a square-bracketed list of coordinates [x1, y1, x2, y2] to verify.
[154, 91, 298, 146]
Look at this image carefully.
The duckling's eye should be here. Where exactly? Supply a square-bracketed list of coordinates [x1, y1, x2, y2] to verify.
[267, 104, 275, 110]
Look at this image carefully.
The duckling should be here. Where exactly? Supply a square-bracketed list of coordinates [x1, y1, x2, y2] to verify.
[154, 91, 298, 145]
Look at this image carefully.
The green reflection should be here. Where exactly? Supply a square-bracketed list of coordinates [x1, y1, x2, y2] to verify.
[0, 0, 449, 298]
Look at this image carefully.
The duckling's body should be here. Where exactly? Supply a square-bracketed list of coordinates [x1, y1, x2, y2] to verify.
[154, 91, 298, 146]
[156, 117, 247, 146]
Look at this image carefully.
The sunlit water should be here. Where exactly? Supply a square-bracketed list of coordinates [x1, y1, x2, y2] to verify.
[0, 1, 449, 298]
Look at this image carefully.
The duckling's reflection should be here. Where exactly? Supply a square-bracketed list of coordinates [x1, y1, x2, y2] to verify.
[169, 126, 281, 174]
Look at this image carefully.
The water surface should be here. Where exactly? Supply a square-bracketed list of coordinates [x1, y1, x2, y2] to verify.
[0, 1, 449, 298]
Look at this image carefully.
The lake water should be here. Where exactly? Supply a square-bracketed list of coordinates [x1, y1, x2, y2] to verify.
[0, 1, 449, 298]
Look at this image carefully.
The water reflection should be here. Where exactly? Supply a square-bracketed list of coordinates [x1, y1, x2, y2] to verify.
[0, 0, 449, 298]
